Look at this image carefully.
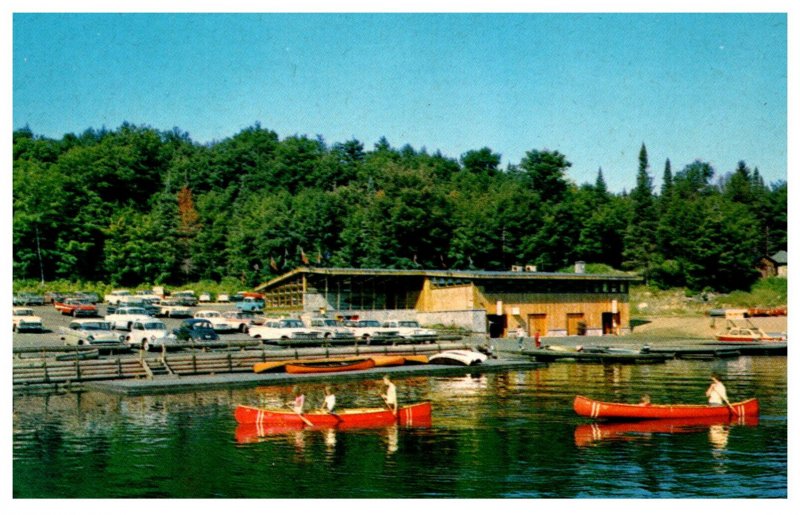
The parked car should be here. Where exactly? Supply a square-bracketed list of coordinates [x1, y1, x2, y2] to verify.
[346, 320, 400, 341]
[248, 319, 321, 340]
[156, 299, 193, 318]
[105, 307, 150, 330]
[193, 310, 234, 332]
[172, 318, 219, 342]
[222, 311, 261, 333]
[107, 299, 159, 316]
[198, 292, 213, 303]
[133, 290, 162, 303]
[126, 318, 170, 349]
[60, 319, 125, 346]
[217, 293, 230, 303]
[12, 308, 44, 332]
[235, 298, 264, 313]
[228, 292, 246, 303]
[43, 291, 68, 304]
[309, 318, 355, 339]
[54, 298, 99, 317]
[105, 289, 134, 305]
[73, 291, 101, 304]
[170, 291, 198, 306]
[382, 320, 438, 342]
[14, 293, 45, 306]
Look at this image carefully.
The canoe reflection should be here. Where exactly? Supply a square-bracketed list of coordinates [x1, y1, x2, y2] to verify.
[574, 416, 758, 447]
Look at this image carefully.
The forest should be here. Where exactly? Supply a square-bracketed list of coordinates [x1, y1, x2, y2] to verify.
[12, 123, 787, 293]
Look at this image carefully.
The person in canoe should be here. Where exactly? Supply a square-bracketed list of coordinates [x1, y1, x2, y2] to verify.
[291, 386, 306, 414]
[705, 373, 729, 406]
[638, 394, 651, 406]
[381, 375, 397, 415]
[320, 385, 336, 414]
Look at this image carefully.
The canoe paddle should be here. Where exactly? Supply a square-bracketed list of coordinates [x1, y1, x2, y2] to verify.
[296, 412, 314, 427]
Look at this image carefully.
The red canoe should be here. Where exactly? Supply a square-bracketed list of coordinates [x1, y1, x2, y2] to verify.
[573, 395, 759, 420]
[284, 358, 375, 374]
[234, 401, 432, 428]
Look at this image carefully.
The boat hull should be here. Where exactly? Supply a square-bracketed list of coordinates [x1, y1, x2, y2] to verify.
[573, 395, 759, 420]
[284, 358, 375, 374]
[234, 401, 432, 427]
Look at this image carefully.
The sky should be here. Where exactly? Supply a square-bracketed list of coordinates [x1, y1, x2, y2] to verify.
[10, 7, 790, 193]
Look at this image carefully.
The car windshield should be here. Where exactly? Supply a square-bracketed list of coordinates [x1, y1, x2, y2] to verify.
[82, 322, 111, 330]
[124, 308, 147, 314]
[144, 322, 166, 330]
[360, 320, 380, 327]
[281, 320, 304, 328]
[15, 309, 34, 316]
[398, 321, 420, 328]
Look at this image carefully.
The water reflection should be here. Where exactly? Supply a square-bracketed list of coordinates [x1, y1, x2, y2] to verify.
[573, 416, 757, 447]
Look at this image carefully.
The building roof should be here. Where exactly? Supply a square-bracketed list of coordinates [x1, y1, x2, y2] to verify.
[255, 266, 639, 291]
[770, 251, 788, 265]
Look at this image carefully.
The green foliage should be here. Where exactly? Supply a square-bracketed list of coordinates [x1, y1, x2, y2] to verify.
[12, 126, 787, 295]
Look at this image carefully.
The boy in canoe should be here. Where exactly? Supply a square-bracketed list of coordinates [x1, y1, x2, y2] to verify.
[320, 385, 336, 414]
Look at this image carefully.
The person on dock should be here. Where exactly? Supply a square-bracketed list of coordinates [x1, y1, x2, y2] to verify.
[292, 386, 306, 415]
[705, 373, 729, 406]
[321, 385, 336, 414]
[381, 375, 397, 415]
[516, 326, 527, 350]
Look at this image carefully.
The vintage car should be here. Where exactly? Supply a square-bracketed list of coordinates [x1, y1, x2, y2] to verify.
[247, 319, 322, 340]
[170, 291, 199, 306]
[60, 319, 125, 346]
[105, 289, 134, 305]
[54, 298, 99, 317]
[217, 293, 230, 303]
[155, 299, 193, 318]
[172, 318, 219, 342]
[12, 307, 44, 332]
[14, 292, 46, 306]
[235, 297, 264, 313]
[133, 290, 162, 303]
[105, 307, 150, 330]
[73, 291, 101, 304]
[309, 318, 355, 339]
[107, 299, 159, 317]
[193, 310, 234, 332]
[222, 310, 261, 332]
[382, 320, 438, 342]
[346, 319, 400, 341]
[198, 292, 213, 303]
[126, 318, 170, 349]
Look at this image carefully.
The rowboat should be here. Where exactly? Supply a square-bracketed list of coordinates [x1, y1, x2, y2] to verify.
[573, 395, 759, 419]
[573, 415, 759, 447]
[428, 349, 487, 366]
[714, 319, 786, 343]
[285, 358, 375, 374]
[234, 401, 432, 427]
[367, 355, 406, 367]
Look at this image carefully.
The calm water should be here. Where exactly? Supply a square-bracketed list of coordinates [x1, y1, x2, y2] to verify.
[13, 356, 787, 498]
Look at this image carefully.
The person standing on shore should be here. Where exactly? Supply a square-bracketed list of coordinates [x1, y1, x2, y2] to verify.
[705, 373, 729, 406]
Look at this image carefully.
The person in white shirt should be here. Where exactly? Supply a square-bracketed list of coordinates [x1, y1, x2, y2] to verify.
[381, 375, 397, 415]
[705, 373, 729, 406]
[321, 385, 336, 413]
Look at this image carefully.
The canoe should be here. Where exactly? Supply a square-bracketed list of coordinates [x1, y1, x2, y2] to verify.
[234, 401, 432, 427]
[285, 358, 375, 374]
[428, 350, 487, 366]
[367, 355, 406, 367]
[573, 415, 759, 447]
[573, 395, 759, 420]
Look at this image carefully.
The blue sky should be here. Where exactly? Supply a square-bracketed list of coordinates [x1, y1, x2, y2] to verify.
[12, 11, 788, 192]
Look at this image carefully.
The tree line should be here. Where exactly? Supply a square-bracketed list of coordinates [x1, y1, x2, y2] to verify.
[12, 123, 787, 293]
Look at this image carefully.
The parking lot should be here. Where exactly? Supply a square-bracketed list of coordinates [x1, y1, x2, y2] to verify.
[12, 302, 257, 351]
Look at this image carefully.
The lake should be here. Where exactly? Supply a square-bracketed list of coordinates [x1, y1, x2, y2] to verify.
[13, 355, 787, 498]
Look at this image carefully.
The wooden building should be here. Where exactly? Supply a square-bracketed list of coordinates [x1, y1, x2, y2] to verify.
[756, 251, 788, 279]
[254, 267, 638, 337]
